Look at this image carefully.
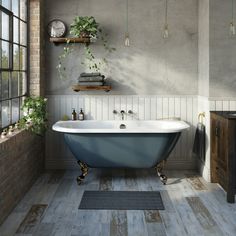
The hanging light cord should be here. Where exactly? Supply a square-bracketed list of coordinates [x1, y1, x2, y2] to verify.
[232, 0, 234, 23]
[165, 0, 168, 27]
[126, 0, 129, 35]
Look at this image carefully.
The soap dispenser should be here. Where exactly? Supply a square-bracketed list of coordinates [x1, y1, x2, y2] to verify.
[78, 108, 84, 121]
[71, 108, 77, 120]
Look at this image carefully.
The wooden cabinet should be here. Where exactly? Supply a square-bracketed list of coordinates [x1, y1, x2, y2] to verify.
[210, 112, 236, 203]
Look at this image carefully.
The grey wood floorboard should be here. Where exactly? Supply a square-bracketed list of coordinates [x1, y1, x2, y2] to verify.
[0, 212, 26, 236]
[15, 204, 48, 234]
[197, 190, 236, 235]
[99, 170, 113, 191]
[110, 210, 128, 236]
[32, 223, 55, 236]
[186, 196, 224, 236]
[124, 169, 138, 190]
[185, 173, 208, 191]
[146, 223, 167, 236]
[1, 170, 236, 236]
[127, 210, 148, 236]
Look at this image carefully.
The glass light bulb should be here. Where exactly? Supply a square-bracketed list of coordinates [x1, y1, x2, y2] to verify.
[163, 25, 169, 39]
[125, 34, 130, 47]
[230, 22, 236, 36]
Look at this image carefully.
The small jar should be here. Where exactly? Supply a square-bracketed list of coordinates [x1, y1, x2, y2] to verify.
[1, 129, 7, 139]
[14, 123, 19, 130]
[8, 126, 14, 135]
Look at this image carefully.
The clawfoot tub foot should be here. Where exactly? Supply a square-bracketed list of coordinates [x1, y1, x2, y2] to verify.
[155, 160, 167, 185]
[77, 161, 89, 185]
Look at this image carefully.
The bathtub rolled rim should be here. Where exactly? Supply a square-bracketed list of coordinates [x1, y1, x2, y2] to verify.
[52, 120, 190, 134]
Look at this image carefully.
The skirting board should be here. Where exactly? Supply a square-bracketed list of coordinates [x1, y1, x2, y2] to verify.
[45, 159, 198, 170]
[198, 159, 211, 182]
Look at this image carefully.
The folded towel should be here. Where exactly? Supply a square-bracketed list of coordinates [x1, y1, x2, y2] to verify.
[193, 123, 206, 162]
[78, 75, 105, 82]
[78, 81, 105, 86]
[80, 72, 101, 77]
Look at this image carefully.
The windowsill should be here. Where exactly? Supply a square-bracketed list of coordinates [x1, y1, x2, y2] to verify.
[0, 129, 25, 142]
[0, 129, 45, 152]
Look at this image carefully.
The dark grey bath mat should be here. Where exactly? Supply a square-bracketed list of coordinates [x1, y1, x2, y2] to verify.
[79, 191, 164, 210]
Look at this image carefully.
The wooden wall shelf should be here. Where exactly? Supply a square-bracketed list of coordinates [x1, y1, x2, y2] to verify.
[72, 85, 111, 92]
[50, 37, 90, 44]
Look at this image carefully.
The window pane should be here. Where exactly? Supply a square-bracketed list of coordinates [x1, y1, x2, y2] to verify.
[1, 41, 9, 68]
[20, 0, 27, 21]
[1, 0, 10, 10]
[13, 44, 19, 70]
[12, 98, 19, 123]
[12, 0, 19, 17]
[2, 100, 10, 127]
[1, 11, 9, 40]
[11, 71, 18, 97]
[19, 72, 26, 95]
[19, 46, 26, 70]
[13, 17, 19, 43]
[20, 21, 27, 45]
[1, 72, 9, 99]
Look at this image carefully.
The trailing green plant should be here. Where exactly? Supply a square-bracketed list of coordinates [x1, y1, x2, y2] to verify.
[81, 45, 108, 72]
[57, 16, 115, 78]
[19, 96, 48, 136]
[57, 39, 74, 80]
[70, 16, 99, 38]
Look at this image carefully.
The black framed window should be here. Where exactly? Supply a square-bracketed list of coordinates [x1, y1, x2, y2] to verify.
[0, 0, 27, 130]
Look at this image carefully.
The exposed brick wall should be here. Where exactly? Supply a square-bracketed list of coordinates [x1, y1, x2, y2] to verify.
[0, 130, 44, 225]
[29, 0, 45, 96]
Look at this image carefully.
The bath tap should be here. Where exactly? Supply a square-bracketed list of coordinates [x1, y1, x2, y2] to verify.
[120, 110, 125, 120]
[128, 110, 133, 114]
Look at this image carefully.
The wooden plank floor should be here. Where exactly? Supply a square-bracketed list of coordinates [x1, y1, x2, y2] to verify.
[0, 169, 236, 236]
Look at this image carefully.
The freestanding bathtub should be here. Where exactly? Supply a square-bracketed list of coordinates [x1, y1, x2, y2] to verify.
[52, 120, 189, 184]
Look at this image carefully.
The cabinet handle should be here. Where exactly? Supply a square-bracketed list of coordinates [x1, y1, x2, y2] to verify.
[215, 127, 219, 137]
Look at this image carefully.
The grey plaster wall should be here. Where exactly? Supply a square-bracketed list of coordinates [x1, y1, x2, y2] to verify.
[209, 0, 236, 98]
[44, 0, 198, 95]
[198, 0, 209, 97]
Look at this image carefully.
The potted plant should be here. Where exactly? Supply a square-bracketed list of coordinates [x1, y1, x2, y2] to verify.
[57, 16, 115, 79]
[19, 96, 48, 136]
[70, 16, 99, 38]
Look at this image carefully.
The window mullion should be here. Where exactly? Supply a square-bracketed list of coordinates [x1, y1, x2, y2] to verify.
[0, 1, 28, 131]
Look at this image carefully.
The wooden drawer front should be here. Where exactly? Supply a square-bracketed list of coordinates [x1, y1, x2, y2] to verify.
[212, 159, 227, 181]
[217, 119, 228, 171]
[212, 160, 228, 190]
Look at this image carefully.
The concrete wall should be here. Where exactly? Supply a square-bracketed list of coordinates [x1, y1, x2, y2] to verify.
[209, 0, 236, 98]
[198, 0, 209, 97]
[45, 0, 198, 95]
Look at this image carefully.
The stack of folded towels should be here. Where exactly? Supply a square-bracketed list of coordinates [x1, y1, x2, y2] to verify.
[78, 72, 105, 86]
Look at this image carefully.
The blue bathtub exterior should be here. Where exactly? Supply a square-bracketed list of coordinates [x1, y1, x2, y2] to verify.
[64, 133, 181, 168]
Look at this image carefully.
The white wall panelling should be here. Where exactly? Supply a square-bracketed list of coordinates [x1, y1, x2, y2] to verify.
[46, 95, 198, 170]
[209, 99, 236, 111]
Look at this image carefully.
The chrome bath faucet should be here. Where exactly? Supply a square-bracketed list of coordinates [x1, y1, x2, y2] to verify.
[120, 110, 125, 120]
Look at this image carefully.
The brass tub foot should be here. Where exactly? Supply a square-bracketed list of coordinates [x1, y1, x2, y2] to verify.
[155, 160, 167, 185]
[77, 161, 89, 185]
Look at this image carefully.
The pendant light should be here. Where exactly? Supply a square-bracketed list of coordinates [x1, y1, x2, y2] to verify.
[230, 0, 236, 36]
[163, 0, 169, 39]
[125, 0, 130, 46]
